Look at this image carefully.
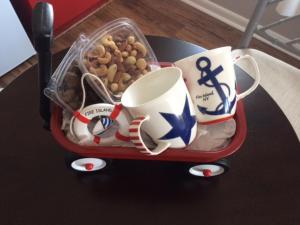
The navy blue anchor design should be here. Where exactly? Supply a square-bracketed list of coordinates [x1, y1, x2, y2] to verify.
[196, 57, 236, 115]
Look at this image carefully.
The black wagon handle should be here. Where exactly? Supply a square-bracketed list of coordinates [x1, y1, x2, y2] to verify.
[32, 2, 54, 130]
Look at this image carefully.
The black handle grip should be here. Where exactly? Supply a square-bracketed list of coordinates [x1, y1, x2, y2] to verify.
[32, 2, 54, 130]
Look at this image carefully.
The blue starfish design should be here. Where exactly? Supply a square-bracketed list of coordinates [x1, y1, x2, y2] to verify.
[159, 96, 196, 145]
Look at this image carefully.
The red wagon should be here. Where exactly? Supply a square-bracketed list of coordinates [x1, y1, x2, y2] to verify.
[50, 89, 247, 177]
[33, 2, 248, 178]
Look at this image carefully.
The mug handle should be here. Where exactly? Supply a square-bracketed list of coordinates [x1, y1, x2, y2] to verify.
[233, 54, 261, 101]
[129, 116, 170, 155]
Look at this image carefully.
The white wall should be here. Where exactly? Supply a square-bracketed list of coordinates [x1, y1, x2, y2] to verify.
[211, 0, 300, 39]
[182, 0, 300, 59]
[0, 0, 36, 77]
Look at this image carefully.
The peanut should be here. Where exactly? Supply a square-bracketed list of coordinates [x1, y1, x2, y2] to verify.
[130, 50, 137, 57]
[122, 73, 132, 82]
[136, 58, 147, 70]
[121, 51, 129, 58]
[125, 56, 136, 65]
[127, 35, 135, 44]
[110, 83, 119, 92]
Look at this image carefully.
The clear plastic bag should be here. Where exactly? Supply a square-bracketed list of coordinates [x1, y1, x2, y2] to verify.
[44, 36, 100, 112]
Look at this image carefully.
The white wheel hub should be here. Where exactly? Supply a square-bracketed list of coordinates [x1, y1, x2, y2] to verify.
[189, 164, 225, 177]
[71, 158, 106, 172]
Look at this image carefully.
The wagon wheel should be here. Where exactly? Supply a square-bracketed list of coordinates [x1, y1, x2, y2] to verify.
[63, 151, 110, 172]
[71, 158, 107, 172]
[188, 159, 230, 177]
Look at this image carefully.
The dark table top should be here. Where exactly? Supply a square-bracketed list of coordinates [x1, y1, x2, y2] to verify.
[0, 36, 299, 225]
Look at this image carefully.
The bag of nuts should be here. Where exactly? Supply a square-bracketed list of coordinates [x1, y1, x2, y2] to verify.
[79, 18, 160, 103]
[45, 37, 101, 112]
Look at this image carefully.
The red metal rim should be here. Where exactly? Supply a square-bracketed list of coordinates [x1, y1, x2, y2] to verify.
[50, 99, 247, 163]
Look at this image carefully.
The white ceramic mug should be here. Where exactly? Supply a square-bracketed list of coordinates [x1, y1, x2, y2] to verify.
[121, 67, 197, 155]
[175, 46, 260, 124]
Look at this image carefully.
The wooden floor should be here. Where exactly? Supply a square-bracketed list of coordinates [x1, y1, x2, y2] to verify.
[1, 0, 299, 89]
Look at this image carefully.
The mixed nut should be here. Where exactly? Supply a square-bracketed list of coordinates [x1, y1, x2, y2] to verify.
[83, 34, 151, 95]
[60, 62, 100, 110]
